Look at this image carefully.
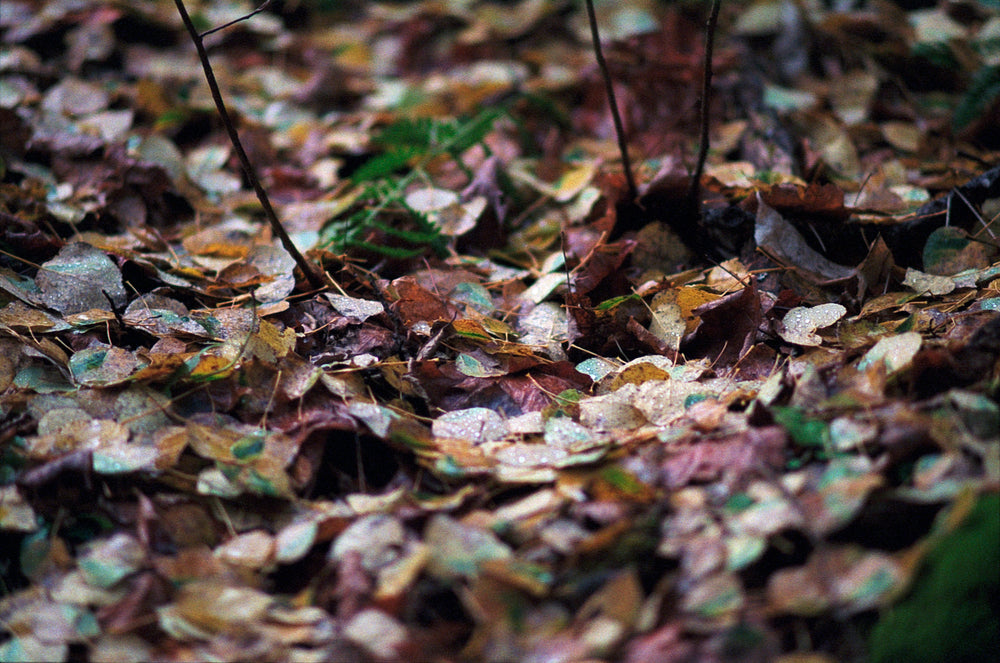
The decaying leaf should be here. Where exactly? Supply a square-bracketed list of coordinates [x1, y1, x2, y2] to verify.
[777, 303, 847, 346]
[2, 1, 998, 661]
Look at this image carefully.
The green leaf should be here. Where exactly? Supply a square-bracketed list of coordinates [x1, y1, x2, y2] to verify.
[554, 389, 584, 406]
[231, 432, 266, 461]
[684, 393, 713, 409]
[325, 108, 504, 257]
[911, 41, 958, 70]
[443, 108, 504, 154]
[771, 406, 830, 449]
[596, 293, 641, 311]
[373, 116, 436, 150]
[725, 493, 754, 513]
[953, 65, 1000, 132]
[346, 240, 427, 259]
[870, 494, 1000, 663]
[370, 218, 442, 245]
[350, 146, 421, 183]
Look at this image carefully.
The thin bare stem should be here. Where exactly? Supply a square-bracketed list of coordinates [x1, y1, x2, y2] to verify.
[173, 0, 326, 291]
[200, 0, 273, 38]
[584, 0, 637, 200]
[686, 0, 722, 215]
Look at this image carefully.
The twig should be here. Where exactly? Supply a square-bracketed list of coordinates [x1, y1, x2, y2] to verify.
[953, 187, 997, 240]
[686, 0, 722, 216]
[201, 0, 273, 38]
[584, 0, 637, 200]
[172, 0, 326, 291]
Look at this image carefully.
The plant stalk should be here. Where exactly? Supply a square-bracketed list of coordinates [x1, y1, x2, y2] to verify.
[584, 0, 637, 201]
[173, 0, 326, 291]
[686, 0, 722, 217]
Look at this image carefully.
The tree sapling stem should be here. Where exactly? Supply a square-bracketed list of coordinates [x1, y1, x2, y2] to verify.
[686, 0, 722, 220]
[584, 0, 637, 201]
[173, 0, 326, 291]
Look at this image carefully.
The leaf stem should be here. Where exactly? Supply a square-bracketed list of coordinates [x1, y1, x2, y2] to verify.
[172, 0, 326, 291]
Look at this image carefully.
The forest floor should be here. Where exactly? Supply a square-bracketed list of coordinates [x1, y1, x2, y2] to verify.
[0, 1, 998, 661]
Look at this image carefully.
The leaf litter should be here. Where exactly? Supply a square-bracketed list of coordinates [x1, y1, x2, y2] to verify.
[0, 0, 998, 662]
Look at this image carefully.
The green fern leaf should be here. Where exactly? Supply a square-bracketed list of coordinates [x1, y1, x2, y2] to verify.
[953, 65, 1000, 133]
[351, 146, 421, 183]
[374, 116, 436, 150]
[325, 108, 504, 257]
[444, 108, 504, 154]
[370, 219, 445, 248]
[345, 239, 428, 259]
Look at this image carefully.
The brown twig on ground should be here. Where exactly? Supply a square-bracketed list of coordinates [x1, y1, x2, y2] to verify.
[686, 0, 722, 219]
[172, 0, 326, 291]
[584, 0, 637, 201]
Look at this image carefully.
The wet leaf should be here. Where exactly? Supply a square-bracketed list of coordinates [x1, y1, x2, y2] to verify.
[768, 546, 903, 616]
[777, 304, 847, 346]
[36, 242, 127, 316]
[325, 293, 384, 321]
[2, 2, 998, 660]
[0, 486, 39, 532]
[857, 332, 922, 373]
[902, 268, 957, 296]
[78, 533, 144, 589]
[754, 196, 853, 280]
[923, 226, 997, 276]
[432, 407, 508, 443]
[69, 346, 139, 386]
[344, 609, 409, 660]
[424, 514, 512, 579]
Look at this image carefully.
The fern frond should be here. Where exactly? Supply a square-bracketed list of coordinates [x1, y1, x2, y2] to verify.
[323, 107, 506, 257]
[953, 65, 1000, 132]
[345, 239, 428, 259]
[351, 146, 421, 183]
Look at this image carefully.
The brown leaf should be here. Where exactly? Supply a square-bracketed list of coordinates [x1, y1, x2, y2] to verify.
[682, 280, 762, 368]
[390, 278, 458, 327]
[760, 183, 847, 217]
[625, 623, 693, 663]
[661, 426, 787, 489]
[97, 571, 171, 635]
